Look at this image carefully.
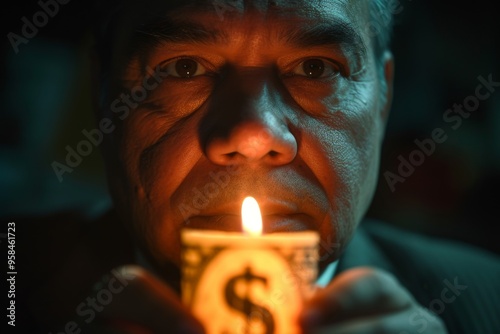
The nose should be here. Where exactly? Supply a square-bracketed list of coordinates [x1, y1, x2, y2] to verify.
[206, 115, 297, 165]
[204, 69, 297, 166]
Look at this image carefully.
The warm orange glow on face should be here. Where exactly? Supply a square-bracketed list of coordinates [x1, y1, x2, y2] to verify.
[241, 196, 263, 236]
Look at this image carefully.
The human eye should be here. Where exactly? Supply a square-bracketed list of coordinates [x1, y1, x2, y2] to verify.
[289, 58, 341, 79]
[160, 57, 209, 78]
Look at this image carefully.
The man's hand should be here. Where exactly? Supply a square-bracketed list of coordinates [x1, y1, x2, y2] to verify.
[299, 267, 447, 334]
[81, 265, 205, 334]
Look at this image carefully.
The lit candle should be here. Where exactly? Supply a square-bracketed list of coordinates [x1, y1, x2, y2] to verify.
[241, 196, 262, 237]
[181, 196, 319, 334]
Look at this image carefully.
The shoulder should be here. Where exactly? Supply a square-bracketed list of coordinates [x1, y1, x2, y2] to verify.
[359, 220, 500, 333]
[362, 219, 500, 273]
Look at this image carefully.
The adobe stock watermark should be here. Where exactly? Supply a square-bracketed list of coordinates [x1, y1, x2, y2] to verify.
[48, 267, 135, 334]
[400, 276, 468, 334]
[211, 0, 410, 26]
[211, 0, 244, 21]
[51, 65, 170, 182]
[178, 164, 242, 224]
[7, 0, 71, 54]
[178, 127, 279, 224]
[365, 0, 409, 39]
[385, 74, 500, 192]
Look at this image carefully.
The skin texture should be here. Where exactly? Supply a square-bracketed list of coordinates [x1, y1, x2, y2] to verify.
[100, 0, 390, 274]
[92, 0, 447, 333]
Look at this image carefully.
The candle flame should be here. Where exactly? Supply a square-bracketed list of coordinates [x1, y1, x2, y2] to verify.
[241, 196, 262, 236]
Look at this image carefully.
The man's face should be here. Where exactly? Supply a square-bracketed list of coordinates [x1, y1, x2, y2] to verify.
[99, 0, 392, 273]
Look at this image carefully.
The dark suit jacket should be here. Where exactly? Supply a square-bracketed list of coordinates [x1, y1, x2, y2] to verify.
[338, 220, 500, 334]
[15, 210, 500, 333]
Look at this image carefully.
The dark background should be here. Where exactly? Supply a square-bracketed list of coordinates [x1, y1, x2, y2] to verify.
[1, 0, 499, 255]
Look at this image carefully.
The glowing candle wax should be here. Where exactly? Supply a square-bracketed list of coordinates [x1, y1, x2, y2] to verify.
[181, 196, 319, 334]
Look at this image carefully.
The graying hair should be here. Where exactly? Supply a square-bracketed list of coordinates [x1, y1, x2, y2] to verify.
[370, 0, 396, 58]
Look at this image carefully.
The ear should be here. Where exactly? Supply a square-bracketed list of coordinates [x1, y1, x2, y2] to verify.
[380, 50, 394, 126]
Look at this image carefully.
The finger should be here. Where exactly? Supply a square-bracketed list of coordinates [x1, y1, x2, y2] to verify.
[92, 265, 204, 334]
[310, 307, 447, 334]
[300, 267, 413, 330]
[80, 321, 136, 334]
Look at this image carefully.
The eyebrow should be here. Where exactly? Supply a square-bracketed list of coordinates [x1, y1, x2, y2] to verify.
[130, 18, 366, 57]
[132, 20, 225, 48]
[283, 21, 367, 56]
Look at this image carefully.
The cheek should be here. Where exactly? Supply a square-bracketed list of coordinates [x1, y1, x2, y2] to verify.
[119, 114, 207, 217]
[109, 78, 213, 263]
[301, 77, 382, 175]
[298, 79, 384, 233]
[284, 76, 334, 115]
[117, 76, 214, 195]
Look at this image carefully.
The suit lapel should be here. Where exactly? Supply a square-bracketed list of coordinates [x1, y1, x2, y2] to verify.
[336, 223, 397, 277]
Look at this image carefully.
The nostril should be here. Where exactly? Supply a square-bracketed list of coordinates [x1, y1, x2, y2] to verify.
[205, 120, 297, 166]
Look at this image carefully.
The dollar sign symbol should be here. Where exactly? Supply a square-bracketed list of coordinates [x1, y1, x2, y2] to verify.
[225, 267, 275, 334]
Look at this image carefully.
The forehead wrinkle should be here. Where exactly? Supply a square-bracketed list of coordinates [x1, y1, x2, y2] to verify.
[133, 19, 228, 46]
[120, 0, 370, 69]
[278, 20, 366, 55]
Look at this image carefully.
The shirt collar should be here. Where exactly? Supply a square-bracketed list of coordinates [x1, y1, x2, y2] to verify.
[315, 260, 339, 287]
